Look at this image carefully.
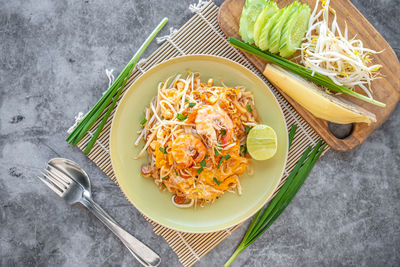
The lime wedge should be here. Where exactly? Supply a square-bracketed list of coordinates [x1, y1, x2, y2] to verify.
[246, 124, 278, 160]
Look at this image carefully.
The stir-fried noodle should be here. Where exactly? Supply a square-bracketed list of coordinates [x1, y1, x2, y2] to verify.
[135, 72, 259, 207]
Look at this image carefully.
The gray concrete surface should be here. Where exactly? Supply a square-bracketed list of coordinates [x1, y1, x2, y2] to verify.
[1, 0, 399, 266]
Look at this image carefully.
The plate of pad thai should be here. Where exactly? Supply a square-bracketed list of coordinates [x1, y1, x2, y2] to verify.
[110, 55, 288, 233]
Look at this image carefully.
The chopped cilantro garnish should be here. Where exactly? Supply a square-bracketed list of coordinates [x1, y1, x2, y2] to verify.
[176, 113, 187, 121]
[217, 158, 223, 169]
[214, 148, 219, 156]
[240, 145, 247, 156]
[175, 169, 178, 176]
[246, 105, 253, 112]
[188, 102, 196, 108]
[245, 125, 251, 134]
[140, 118, 147, 125]
[185, 98, 189, 102]
[200, 160, 206, 167]
[205, 155, 209, 159]
[197, 167, 204, 174]
[162, 175, 169, 180]
[224, 154, 231, 160]
[213, 177, 221, 185]
[220, 129, 226, 136]
[158, 147, 167, 154]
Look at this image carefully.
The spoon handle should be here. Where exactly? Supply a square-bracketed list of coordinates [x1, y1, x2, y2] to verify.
[81, 197, 161, 267]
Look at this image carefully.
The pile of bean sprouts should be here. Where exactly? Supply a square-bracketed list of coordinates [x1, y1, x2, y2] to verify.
[300, 0, 382, 98]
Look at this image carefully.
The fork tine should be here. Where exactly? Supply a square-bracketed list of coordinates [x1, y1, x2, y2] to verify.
[47, 165, 73, 184]
[37, 175, 63, 197]
[45, 168, 70, 188]
[43, 171, 68, 192]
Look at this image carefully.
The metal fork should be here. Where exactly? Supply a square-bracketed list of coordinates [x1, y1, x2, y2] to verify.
[38, 158, 161, 267]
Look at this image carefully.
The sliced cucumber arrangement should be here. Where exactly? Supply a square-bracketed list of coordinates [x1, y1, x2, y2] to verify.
[268, 2, 300, 53]
[239, 0, 269, 45]
[253, 1, 279, 47]
[238, 0, 311, 58]
[258, 7, 282, 51]
[279, 4, 311, 57]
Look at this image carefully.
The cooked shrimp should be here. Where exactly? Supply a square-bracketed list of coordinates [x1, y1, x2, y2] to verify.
[141, 165, 155, 177]
[171, 134, 207, 169]
[137, 73, 257, 207]
[195, 105, 234, 147]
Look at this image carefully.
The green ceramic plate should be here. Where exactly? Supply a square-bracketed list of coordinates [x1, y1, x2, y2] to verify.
[110, 55, 288, 233]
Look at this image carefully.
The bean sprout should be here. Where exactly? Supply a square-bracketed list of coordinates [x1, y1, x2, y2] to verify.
[300, 0, 382, 98]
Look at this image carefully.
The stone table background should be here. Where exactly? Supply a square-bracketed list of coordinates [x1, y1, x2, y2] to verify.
[1, 0, 399, 266]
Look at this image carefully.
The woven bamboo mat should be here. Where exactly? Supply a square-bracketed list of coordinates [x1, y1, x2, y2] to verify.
[73, 1, 328, 266]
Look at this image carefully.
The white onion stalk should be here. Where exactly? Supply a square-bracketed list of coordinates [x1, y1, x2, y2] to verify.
[301, 0, 382, 97]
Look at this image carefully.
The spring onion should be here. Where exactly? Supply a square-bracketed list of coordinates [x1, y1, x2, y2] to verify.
[213, 177, 222, 185]
[140, 118, 147, 125]
[229, 37, 385, 107]
[217, 157, 223, 169]
[66, 18, 168, 154]
[158, 147, 167, 154]
[225, 124, 326, 266]
[288, 124, 298, 148]
[176, 113, 187, 121]
[246, 105, 253, 112]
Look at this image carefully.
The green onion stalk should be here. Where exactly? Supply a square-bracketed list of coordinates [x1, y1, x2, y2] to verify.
[225, 125, 326, 266]
[67, 18, 168, 154]
[228, 37, 385, 108]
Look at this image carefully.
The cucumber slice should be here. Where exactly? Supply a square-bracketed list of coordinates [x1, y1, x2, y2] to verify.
[268, 1, 300, 54]
[253, 1, 279, 47]
[279, 4, 311, 58]
[258, 8, 283, 51]
[239, 0, 268, 44]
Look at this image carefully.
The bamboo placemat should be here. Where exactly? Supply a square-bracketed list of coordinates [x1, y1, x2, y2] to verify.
[72, 1, 328, 266]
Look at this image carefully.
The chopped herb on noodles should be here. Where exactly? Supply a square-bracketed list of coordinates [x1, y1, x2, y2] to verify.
[136, 72, 259, 207]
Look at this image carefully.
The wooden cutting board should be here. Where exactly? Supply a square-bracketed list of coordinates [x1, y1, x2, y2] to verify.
[218, 0, 400, 151]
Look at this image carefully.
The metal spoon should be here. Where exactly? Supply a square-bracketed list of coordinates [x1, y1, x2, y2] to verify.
[46, 158, 161, 267]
